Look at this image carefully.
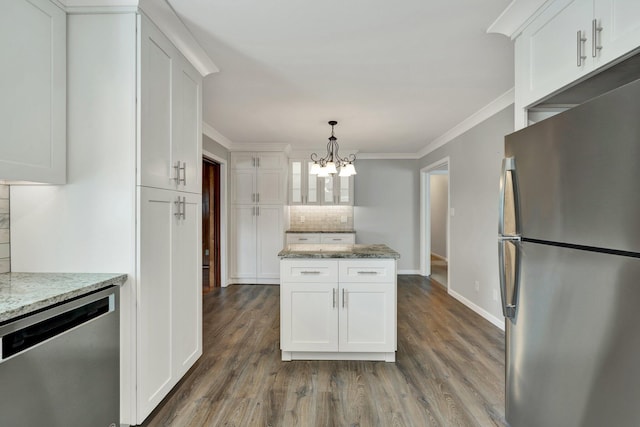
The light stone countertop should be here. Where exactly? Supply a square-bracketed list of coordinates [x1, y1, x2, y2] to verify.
[278, 244, 400, 259]
[0, 272, 127, 324]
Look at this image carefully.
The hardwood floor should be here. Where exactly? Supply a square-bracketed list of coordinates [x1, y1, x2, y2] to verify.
[141, 276, 506, 427]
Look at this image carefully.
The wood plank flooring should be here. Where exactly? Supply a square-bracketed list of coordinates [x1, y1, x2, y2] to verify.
[141, 275, 506, 427]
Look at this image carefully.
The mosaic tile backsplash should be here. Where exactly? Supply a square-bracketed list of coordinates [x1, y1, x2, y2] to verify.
[289, 205, 354, 231]
[0, 185, 9, 273]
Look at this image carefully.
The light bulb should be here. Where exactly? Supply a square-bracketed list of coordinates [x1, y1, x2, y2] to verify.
[309, 162, 320, 175]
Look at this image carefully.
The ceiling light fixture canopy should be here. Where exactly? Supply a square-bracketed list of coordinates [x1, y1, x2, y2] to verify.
[309, 121, 356, 177]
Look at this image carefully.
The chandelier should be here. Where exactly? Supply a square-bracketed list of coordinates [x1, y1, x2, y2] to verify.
[309, 121, 357, 178]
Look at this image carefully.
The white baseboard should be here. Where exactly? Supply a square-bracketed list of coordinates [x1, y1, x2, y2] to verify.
[448, 289, 505, 331]
[398, 269, 421, 275]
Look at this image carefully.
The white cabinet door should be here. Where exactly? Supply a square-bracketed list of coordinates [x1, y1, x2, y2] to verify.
[256, 205, 283, 279]
[231, 205, 257, 279]
[290, 160, 304, 204]
[257, 169, 284, 204]
[172, 192, 202, 378]
[255, 153, 285, 169]
[337, 176, 354, 205]
[517, 0, 592, 106]
[231, 169, 256, 204]
[595, 0, 640, 67]
[172, 63, 202, 194]
[138, 187, 174, 419]
[0, 0, 66, 184]
[140, 17, 174, 190]
[339, 282, 396, 352]
[281, 282, 339, 352]
[322, 175, 335, 204]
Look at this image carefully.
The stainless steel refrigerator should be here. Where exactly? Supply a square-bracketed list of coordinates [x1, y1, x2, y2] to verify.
[498, 78, 640, 427]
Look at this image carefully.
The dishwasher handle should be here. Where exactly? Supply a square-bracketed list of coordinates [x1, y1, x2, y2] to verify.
[2, 295, 113, 360]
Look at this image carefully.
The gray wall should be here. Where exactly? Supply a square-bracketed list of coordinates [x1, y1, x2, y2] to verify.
[203, 134, 230, 162]
[430, 174, 448, 258]
[354, 159, 419, 272]
[418, 105, 513, 324]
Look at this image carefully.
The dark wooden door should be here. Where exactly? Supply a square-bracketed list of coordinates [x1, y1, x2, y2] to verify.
[202, 159, 221, 291]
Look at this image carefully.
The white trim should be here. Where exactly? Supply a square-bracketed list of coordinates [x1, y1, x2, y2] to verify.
[357, 152, 420, 160]
[60, 0, 219, 76]
[417, 89, 514, 159]
[203, 122, 233, 150]
[398, 269, 420, 275]
[229, 142, 292, 152]
[448, 289, 505, 331]
[487, 0, 550, 39]
[420, 157, 451, 281]
[138, 0, 218, 76]
[203, 150, 229, 288]
[227, 278, 281, 285]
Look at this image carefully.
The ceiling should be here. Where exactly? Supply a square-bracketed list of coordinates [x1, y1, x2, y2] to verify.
[168, 0, 514, 154]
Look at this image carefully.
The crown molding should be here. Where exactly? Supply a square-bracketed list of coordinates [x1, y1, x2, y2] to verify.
[202, 122, 233, 150]
[356, 153, 420, 160]
[417, 88, 514, 159]
[229, 142, 292, 153]
[487, 0, 550, 39]
[58, 0, 219, 76]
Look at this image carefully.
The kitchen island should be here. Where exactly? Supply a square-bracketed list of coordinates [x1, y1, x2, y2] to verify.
[278, 244, 399, 362]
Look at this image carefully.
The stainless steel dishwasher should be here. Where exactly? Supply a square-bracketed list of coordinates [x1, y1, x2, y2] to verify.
[0, 286, 119, 427]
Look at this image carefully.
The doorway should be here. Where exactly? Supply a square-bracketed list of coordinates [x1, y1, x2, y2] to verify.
[420, 158, 450, 289]
[202, 158, 221, 291]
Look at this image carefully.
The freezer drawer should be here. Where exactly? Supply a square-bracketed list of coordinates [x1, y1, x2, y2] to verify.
[506, 241, 640, 427]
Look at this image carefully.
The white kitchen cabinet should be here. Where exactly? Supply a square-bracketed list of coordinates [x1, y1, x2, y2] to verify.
[515, 0, 640, 127]
[286, 233, 355, 245]
[289, 159, 320, 205]
[230, 152, 286, 284]
[137, 187, 202, 418]
[139, 16, 201, 194]
[232, 152, 286, 205]
[0, 0, 66, 184]
[230, 204, 283, 283]
[321, 175, 354, 205]
[280, 259, 396, 361]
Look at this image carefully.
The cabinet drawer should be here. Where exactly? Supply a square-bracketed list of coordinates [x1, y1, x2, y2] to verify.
[320, 233, 355, 244]
[281, 260, 338, 282]
[339, 260, 396, 283]
[286, 234, 321, 244]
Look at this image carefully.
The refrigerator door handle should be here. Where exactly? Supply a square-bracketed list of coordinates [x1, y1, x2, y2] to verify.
[499, 157, 521, 237]
[498, 239, 520, 320]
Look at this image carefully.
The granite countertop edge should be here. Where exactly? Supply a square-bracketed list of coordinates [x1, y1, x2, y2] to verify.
[278, 244, 400, 259]
[0, 273, 127, 324]
[286, 230, 356, 234]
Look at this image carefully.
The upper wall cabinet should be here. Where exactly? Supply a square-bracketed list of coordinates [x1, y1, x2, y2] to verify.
[0, 0, 66, 184]
[289, 158, 354, 206]
[515, 0, 640, 123]
[139, 15, 202, 194]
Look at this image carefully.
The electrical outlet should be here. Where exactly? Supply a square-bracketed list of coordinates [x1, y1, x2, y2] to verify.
[475, 280, 480, 292]
[493, 289, 499, 301]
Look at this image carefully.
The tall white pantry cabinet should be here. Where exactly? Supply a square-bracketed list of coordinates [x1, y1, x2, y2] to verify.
[9, 11, 205, 426]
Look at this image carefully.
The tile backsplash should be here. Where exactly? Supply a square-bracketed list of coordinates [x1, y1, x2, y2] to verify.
[289, 205, 354, 231]
[0, 185, 9, 273]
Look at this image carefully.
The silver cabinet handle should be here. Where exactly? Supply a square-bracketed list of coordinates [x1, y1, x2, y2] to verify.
[498, 157, 521, 238]
[300, 271, 321, 275]
[342, 288, 346, 308]
[332, 238, 342, 241]
[173, 161, 186, 185]
[252, 157, 256, 167]
[256, 206, 259, 216]
[257, 193, 260, 203]
[577, 30, 587, 66]
[592, 19, 603, 57]
[252, 193, 255, 203]
[174, 196, 186, 219]
[498, 239, 520, 320]
[357, 271, 378, 275]
[332, 288, 336, 308]
[257, 157, 260, 168]
[298, 238, 309, 241]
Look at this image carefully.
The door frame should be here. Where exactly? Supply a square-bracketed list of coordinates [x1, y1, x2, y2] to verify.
[420, 157, 450, 286]
[203, 150, 228, 287]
